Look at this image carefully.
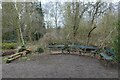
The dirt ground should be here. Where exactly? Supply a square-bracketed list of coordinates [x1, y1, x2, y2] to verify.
[2, 53, 118, 78]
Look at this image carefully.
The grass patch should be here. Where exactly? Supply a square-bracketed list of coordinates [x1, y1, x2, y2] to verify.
[2, 43, 17, 50]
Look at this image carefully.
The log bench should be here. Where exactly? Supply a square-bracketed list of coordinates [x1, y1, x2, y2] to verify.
[6, 48, 32, 63]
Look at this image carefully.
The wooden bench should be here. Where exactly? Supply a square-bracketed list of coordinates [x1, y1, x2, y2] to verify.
[99, 48, 116, 64]
[47, 45, 70, 54]
[104, 48, 115, 56]
[47, 44, 98, 55]
[99, 53, 113, 60]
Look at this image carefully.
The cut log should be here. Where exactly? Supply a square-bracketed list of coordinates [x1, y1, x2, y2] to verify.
[6, 55, 21, 63]
[2, 51, 15, 56]
[6, 48, 32, 63]
[22, 51, 27, 56]
[8, 53, 22, 58]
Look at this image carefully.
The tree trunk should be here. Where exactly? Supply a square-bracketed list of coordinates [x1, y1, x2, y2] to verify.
[19, 25, 25, 45]
[73, 2, 79, 43]
[86, 1, 100, 46]
[15, 3, 25, 46]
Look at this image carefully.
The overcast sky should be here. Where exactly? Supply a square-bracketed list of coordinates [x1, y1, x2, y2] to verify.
[37, 0, 119, 4]
[1, 0, 120, 3]
[0, 0, 118, 9]
[40, 0, 119, 3]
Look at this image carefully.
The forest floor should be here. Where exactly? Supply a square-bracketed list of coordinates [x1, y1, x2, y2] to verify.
[2, 53, 118, 78]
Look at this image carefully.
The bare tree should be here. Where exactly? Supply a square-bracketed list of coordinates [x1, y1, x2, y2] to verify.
[15, 2, 25, 46]
[86, 1, 109, 46]
[72, 2, 89, 43]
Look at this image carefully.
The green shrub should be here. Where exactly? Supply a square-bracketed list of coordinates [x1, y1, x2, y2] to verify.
[2, 43, 17, 50]
[112, 27, 120, 62]
[18, 45, 26, 52]
[36, 47, 44, 53]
